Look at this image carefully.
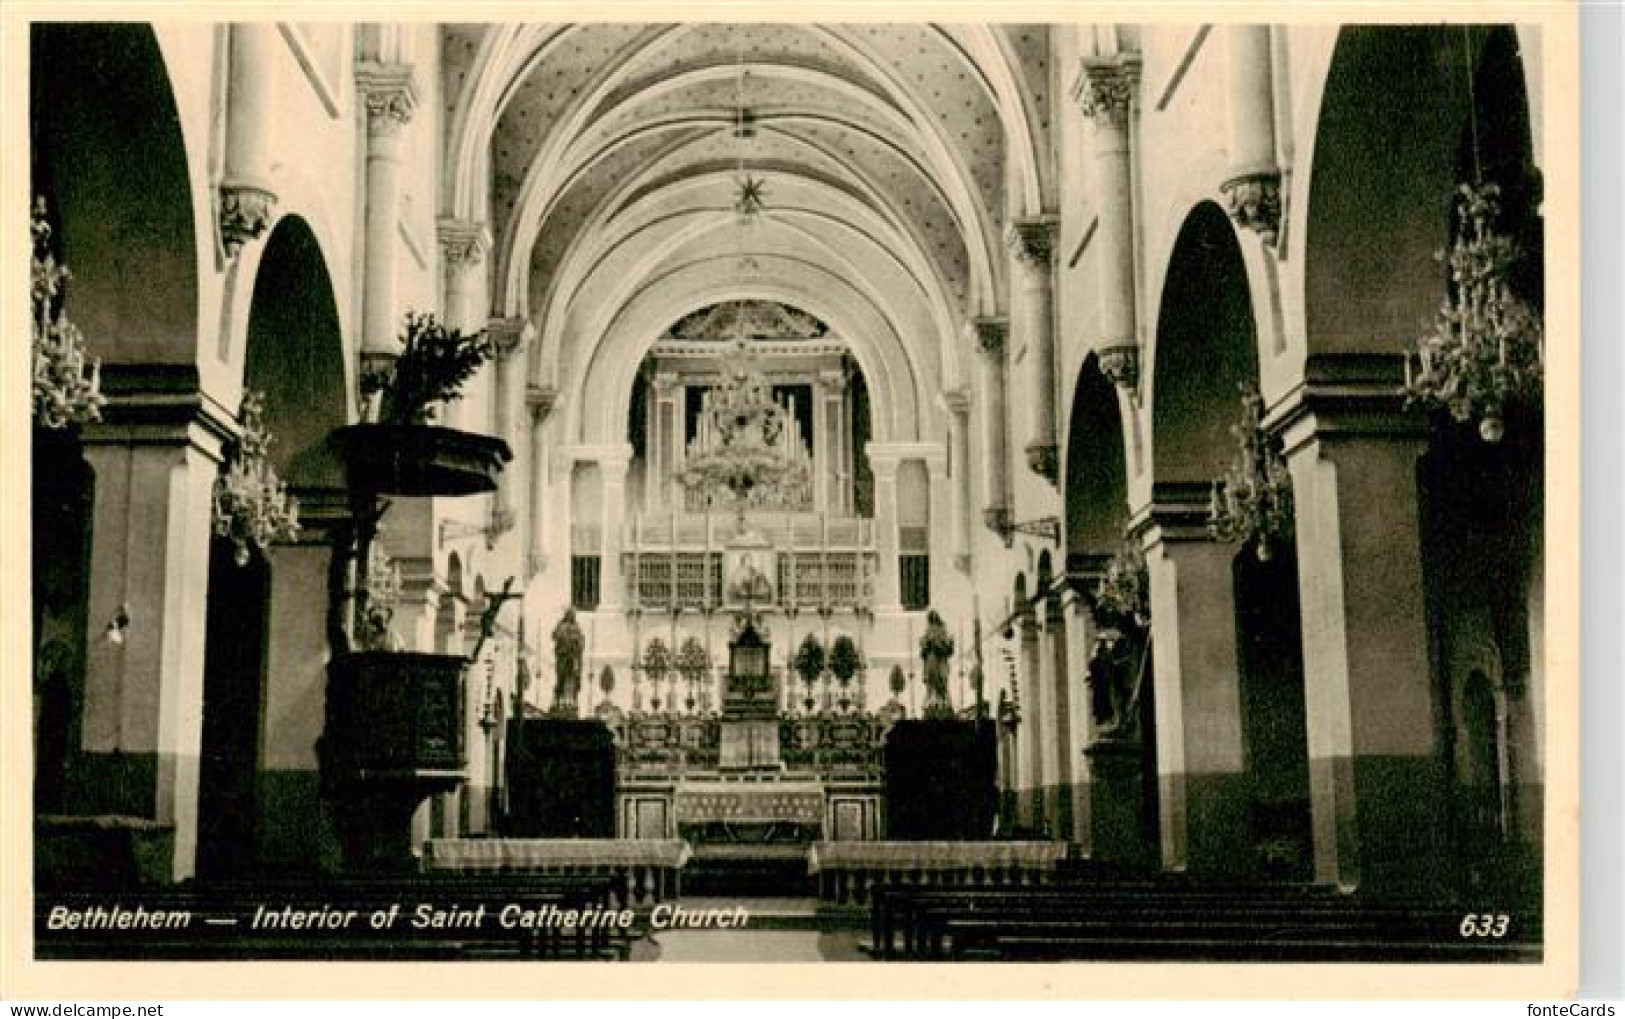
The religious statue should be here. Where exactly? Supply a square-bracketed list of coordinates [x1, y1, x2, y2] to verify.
[551, 607, 584, 718]
[918, 609, 956, 720]
[1088, 624, 1148, 741]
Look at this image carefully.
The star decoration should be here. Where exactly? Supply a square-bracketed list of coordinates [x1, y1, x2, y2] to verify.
[735, 173, 767, 219]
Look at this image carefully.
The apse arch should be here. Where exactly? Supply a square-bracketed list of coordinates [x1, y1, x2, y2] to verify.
[241, 216, 350, 491]
[29, 23, 199, 366]
[574, 260, 928, 448]
[1146, 201, 1260, 486]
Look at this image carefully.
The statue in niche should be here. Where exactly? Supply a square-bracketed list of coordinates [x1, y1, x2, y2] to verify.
[551, 607, 584, 719]
[1087, 623, 1148, 742]
[918, 609, 956, 720]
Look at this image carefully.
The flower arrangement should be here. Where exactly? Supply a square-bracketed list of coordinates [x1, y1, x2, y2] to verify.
[212, 391, 301, 567]
[361, 312, 494, 426]
[32, 198, 104, 430]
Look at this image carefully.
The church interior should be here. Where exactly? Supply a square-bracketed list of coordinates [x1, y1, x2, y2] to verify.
[28, 20, 1549, 962]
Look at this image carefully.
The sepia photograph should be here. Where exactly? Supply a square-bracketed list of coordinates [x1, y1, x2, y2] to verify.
[3, 3, 1586, 1000]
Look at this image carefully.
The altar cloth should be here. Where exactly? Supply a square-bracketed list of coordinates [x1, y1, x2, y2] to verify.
[674, 779, 825, 824]
[806, 840, 1066, 874]
[423, 838, 691, 872]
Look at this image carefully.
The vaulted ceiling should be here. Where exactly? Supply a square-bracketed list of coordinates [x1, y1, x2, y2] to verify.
[441, 23, 1053, 444]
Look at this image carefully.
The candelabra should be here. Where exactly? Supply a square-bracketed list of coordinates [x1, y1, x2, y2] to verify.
[212, 391, 302, 567]
[1405, 182, 1543, 443]
[1208, 386, 1293, 561]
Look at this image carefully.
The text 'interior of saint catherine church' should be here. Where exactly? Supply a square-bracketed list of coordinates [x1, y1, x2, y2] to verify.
[29, 20, 1549, 962]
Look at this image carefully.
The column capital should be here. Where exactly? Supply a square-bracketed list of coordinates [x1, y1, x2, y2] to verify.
[1006, 216, 1059, 266]
[526, 384, 559, 421]
[356, 61, 418, 129]
[486, 316, 535, 359]
[1072, 55, 1141, 128]
[650, 371, 682, 395]
[437, 217, 490, 267]
[943, 387, 973, 415]
[816, 367, 849, 395]
[1096, 343, 1141, 390]
[1220, 172, 1283, 247]
[594, 443, 635, 473]
[968, 316, 1008, 360]
[217, 186, 278, 258]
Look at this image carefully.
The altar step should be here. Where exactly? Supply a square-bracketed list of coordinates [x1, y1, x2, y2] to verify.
[682, 845, 816, 898]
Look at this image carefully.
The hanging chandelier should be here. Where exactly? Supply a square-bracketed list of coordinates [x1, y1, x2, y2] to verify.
[678, 333, 811, 524]
[1404, 28, 1543, 443]
[1208, 385, 1294, 561]
[1404, 181, 1543, 443]
[212, 390, 301, 566]
[32, 198, 104, 430]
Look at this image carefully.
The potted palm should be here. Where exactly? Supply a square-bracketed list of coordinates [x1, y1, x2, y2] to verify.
[829, 634, 861, 714]
[793, 634, 824, 714]
[328, 312, 511, 496]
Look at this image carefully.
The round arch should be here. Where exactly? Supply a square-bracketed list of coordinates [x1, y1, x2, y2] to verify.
[30, 23, 198, 367]
[1301, 25, 1537, 356]
[1147, 201, 1259, 486]
[241, 216, 349, 490]
[1063, 353, 1130, 560]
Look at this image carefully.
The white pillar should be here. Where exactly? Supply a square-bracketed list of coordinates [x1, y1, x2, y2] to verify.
[970, 317, 1011, 540]
[525, 386, 557, 579]
[945, 389, 974, 570]
[219, 24, 280, 256]
[1074, 56, 1142, 386]
[1009, 218, 1060, 484]
[437, 220, 489, 431]
[868, 449, 902, 612]
[356, 62, 417, 363]
[486, 318, 532, 536]
[1221, 25, 1283, 246]
[598, 447, 632, 611]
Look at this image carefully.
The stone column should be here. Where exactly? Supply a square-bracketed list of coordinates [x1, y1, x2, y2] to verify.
[868, 448, 902, 612]
[525, 386, 558, 579]
[1018, 610, 1044, 831]
[1034, 598, 1062, 831]
[649, 373, 679, 514]
[1009, 218, 1060, 484]
[1280, 398, 1448, 893]
[598, 447, 632, 612]
[1220, 25, 1283, 246]
[437, 219, 489, 431]
[76, 388, 236, 881]
[970, 317, 1011, 541]
[815, 369, 845, 514]
[1073, 55, 1142, 385]
[258, 492, 348, 873]
[356, 62, 417, 366]
[486, 318, 533, 539]
[219, 24, 280, 256]
[945, 389, 974, 571]
[1044, 591, 1076, 840]
[1139, 491, 1249, 877]
[924, 452, 951, 611]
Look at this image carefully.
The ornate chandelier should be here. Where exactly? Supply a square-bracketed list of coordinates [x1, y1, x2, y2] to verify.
[32, 198, 104, 430]
[1208, 385, 1294, 561]
[679, 335, 811, 522]
[1405, 181, 1543, 443]
[212, 390, 301, 566]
